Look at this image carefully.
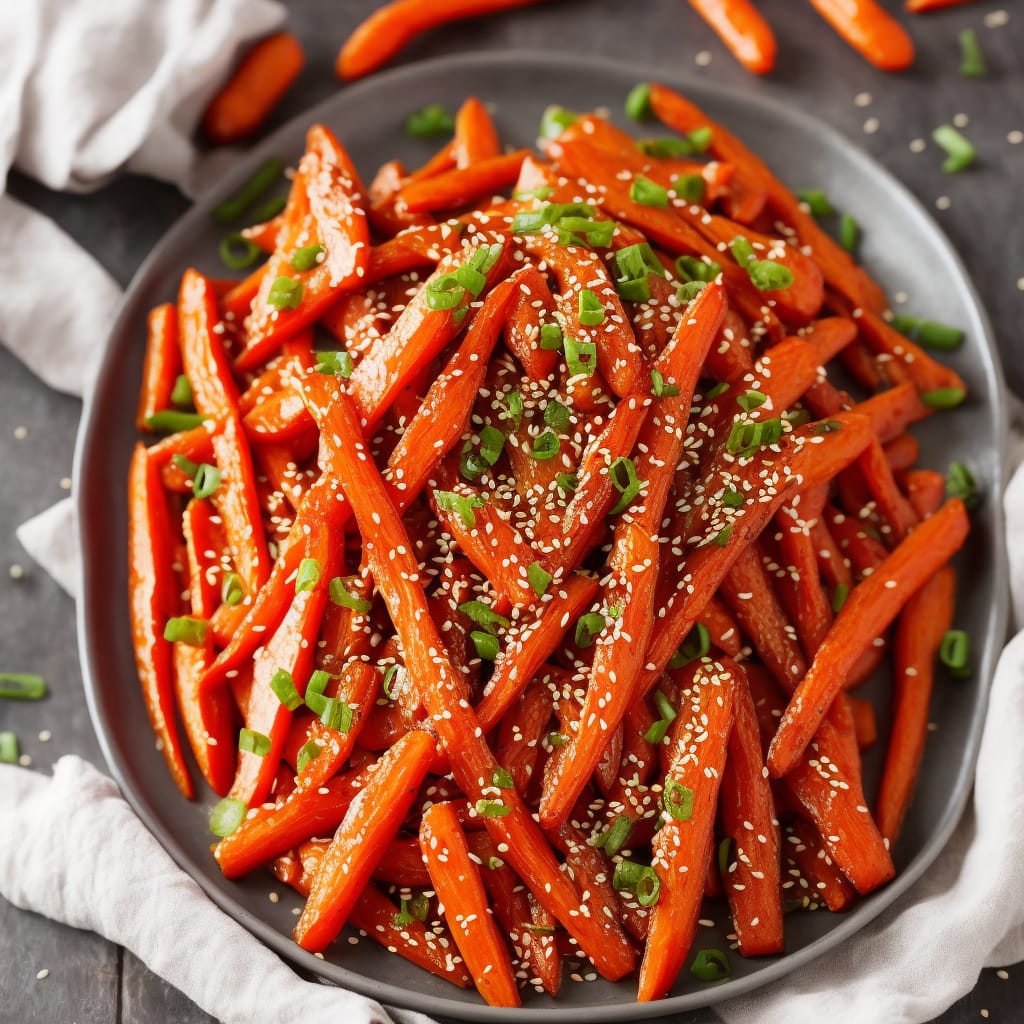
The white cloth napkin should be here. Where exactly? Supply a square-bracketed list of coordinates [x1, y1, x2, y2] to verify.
[1, 2, 1022, 1023]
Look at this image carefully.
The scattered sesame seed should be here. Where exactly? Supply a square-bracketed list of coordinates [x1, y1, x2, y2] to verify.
[984, 9, 1008, 28]
[9, 564, 24, 580]
[36, 969, 49, 980]
[38, 730, 51, 743]
[268, 891, 280, 903]
[997, 969, 1009, 980]
[952, 113, 969, 129]
[936, 196, 952, 211]
[18, 754, 31, 767]
[863, 117, 880, 135]
[14, 426, 27, 440]
[60, 477, 72, 491]
[695, 50, 712, 67]
[854, 92, 873, 108]
[894, 291, 908, 305]
[910, 138, 927, 154]
[1009, 130, 1023, 145]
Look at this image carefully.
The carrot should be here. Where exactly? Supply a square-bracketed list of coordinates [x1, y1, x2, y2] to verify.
[847, 694, 879, 750]
[420, 802, 521, 1007]
[806, 0, 915, 70]
[336, 0, 546, 80]
[453, 96, 501, 167]
[688, 0, 777, 74]
[876, 565, 956, 846]
[398, 151, 530, 213]
[906, 0, 976, 10]
[783, 818, 858, 912]
[768, 499, 969, 778]
[202, 33, 305, 144]
[294, 729, 438, 952]
[136, 304, 181, 431]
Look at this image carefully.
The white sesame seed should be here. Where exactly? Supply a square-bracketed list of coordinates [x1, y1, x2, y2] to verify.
[863, 117, 880, 135]
[909, 138, 926, 154]
[1009, 130, 1023, 145]
[14, 426, 27, 440]
[36, 969, 49, 980]
[983, 9, 1008, 28]
[38, 730, 51, 743]
[9, 563, 24, 580]
[936, 196, 952, 211]
[854, 92, 873, 108]
[695, 50, 712, 66]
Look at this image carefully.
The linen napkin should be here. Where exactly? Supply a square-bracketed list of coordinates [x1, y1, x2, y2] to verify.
[1, 2, 1022, 1023]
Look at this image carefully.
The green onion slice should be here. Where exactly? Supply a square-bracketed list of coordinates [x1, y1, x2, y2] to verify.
[269, 668, 302, 710]
[163, 617, 208, 646]
[933, 124, 976, 173]
[434, 490, 484, 529]
[170, 374, 193, 409]
[653, 690, 677, 723]
[609, 456, 642, 514]
[840, 213, 860, 253]
[0, 731, 18, 764]
[578, 289, 606, 326]
[289, 245, 325, 273]
[662, 779, 694, 821]
[296, 740, 322, 774]
[612, 860, 661, 907]
[219, 233, 263, 271]
[543, 399, 571, 433]
[192, 463, 221, 500]
[425, 273, 466, 312]
[539, 105, 578, 140]
[503, 389, 524, 428]
[675, 255, 721, 283]
[959, 28, 987, 79]
[921, 388, 966, 410]
[405, 104, 455, 138]
[796, 189, 834, 218]
[832, 582, 850, 613]
[690, 948, 730, 982]
[144, 410, 207, 432]
[314, 350, 354, 377]
[458, 600, 511, 633]
[528, 561, 553, 597]
[630, 175, 669, 208]
[672, 174, 705, 205]
[530, 431, 560, 461]
[209, 797, 247, 837]
[0, 673, 46, 700]
[669, 622, 711, 669]
[329, 576, 372, 613]
[651, 369, 680, 398]
[267, 276, 303, 310]
[319, 696, 353, 733]
[475, 798, 511, 817]
[213, 158, 284, 224]
[556, 472, 579, 495]
[575, 612, 607, 649]
[238, 728, 271, 757]
[304, 669, 331, 716]
[737, 390, 766, 412]
[595, 814, 634, 857]
[946, 461, 979, 508]
[471, 631, 500, 661]
[539, 322, 564, 351]
[625, 82, 653, 121]
[221, 572, 244, 607]
[492, 767, 514, 788]
[939, 629, 971, 678]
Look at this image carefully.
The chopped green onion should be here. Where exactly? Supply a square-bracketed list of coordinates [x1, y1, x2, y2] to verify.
[718, 837, 734, 877]
[468, 243, 504, 275]
[172, 454, 198, 481]
[625, 82, 653, 121]
[295, 558, 322, 594]
[193, 463, 221, 500]
[503, 389, 524, 428]
[639, 137, 694, 159]
[748, 258, 794, 292]
[677, 281, 706, 303]
[546, 731, 567, 748]
[643, 719, 670, 745]
[170, 374, 193, 409]
[221, 572, 244, 607]
[382, 665, 403, 700]
[921, 387, 966, 410]
[615, 277, 651, 303]
[651, 369, 680, 398]
[737, 390, 766, 412]
[267, 276, 303, 310]
[471, 631, 500, 661]
[0, 673, 46, 700]
[314, 349, 354, 377]
[726, 417, 784, 456]
[269, 668, 302, 710]
[163, 617, 208, 646]
[630, 175, 669, 208]
[687, 126, 712, 153]
[488, 855, 505, 870]
[612, 860, 661, 907]
[512, 202, 596, 234]
[710, 525, 733, 548]
[219, 233, 263, 271]
[410, 893, 430, 921]
[250, 195, 287, 222]
[617, 242, 665, 281]
[722, 489, 743, 509]
[329, 576, 372, 613]
[653, 690, 677, 723]
[434, 490, 484, 529]
[575, 612, 607, 649]
[672, 174, 706, 205]
[394, 899, 415, 927]
[492, 767, 514, 788]
[213, 158, 284, 224]
[458, 600, 510, 633]
[405, 104, 455, 138]
[607, 605, 622, 619]
[530, 431, 560, 461]
[144, 410, 207, 432]
[539, 105, 578, 140]
[556, 472, 579, 495]
[691, 948, 730, 982]
[559, 216, 615, 247]
[209, 797, 247, 837]
[0, 731, 18, 764]
[888, 314, 965, 351]
[528, 561, 552, 597]
[304, 670, 331, 716]
[705, 382, 729, 400]
[595, 815, 634, 857]
[544, 399, 571, 433]
[662, 779, 694, 821]
[425, 273, 466, 312]
[319, 696, 353, 733]
[539, 322, 564, 351]
[523, 922, 556, 935]
[456, 263, 486, 297]
[669, 622, 711, 669]
[796, 190, 835, 218]
[515, 185, 555, 201]
[959, 28, 987, 79]
[832, 582, 850, 613]
[783, 408, 811, 428]
[290, 245, 325, 272]
[840, 213, 860, 253]
[946, 461, 979, 509]
[609, 456, 642, 514]
[939, 629, 971, 678]
[461, 425, 506, 480]
[675, 255, 721, 283]
[475, 798, 511, 817]
[578, 289, 606, 326]
[933, 124, 976, 174]
[238, 728, 271, 757]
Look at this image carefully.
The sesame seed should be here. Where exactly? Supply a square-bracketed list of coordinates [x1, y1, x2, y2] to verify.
[854, 92, 872, 108]
[909, 138, 926, 154]
[36, 969, 49, 980]
[695, 50, 712, 66]
[1009, 131, 1023, 145]
[9, 563, 24, 580]
[14, 426, 27, 440]
[863, 117, 880, 135]
[935, 196, 952, 211]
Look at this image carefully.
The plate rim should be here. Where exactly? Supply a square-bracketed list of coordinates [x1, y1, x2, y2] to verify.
[73, 48, 1010, 1022]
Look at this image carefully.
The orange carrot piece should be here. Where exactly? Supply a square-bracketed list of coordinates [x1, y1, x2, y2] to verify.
[688, 0, 777, 74]
[783, 818, 858, 912]
[453, 96, 501, 167]
[774, 503, 833, 660]
[420, 802, 521, 1007]
[336, 0, 546, 79]
[884, 432, 920, 473]
[127, 444, 193, 799]
[136, 303, 181, 431]
[876, 565, 956, 846]
[638, 659, 735, 1001]
[901, 468, 947, 519]
[906, 0, 976, 10]
[295, 729, 438, 951]
[807, 0, 916, 71]
[768, 499, 969, 778]
[847, 694, 878, 750]
[202, 33, 304, 145]
[856, 436, 919, 543]
[398, 151, 530, 213]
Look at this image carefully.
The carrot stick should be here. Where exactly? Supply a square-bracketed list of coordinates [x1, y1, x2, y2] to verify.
[876, 565, 956, 846]
[774, 503, 833, 660]
[295, 729, 438, 951]
[806, 0, 916, 71]
[638, 658, 735, 1001]
[136, 304, 181, 431]
[336, 0, 546, 80]
[783, 818, 858, 912]
[906, 0, 976, 10]
[768, 499, 969, 778]
[453, 96, 501, 167]
[398, 151, 530, 213]
[901, 468, 947, 519]
[884, 432, 920, 473]
[202, 33, 305, 144]
[856, 436, 919, 543]
[847, 694, 879, 750]
[688, 0, 777, 74]
[420, 802, 521, 1007]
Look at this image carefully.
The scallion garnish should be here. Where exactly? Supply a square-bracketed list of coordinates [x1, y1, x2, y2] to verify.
[609, 456, 642, 514]
[710, 524, 733, 547]
[221, 572, 244, 607]
[304, 670, 331, 716]
[718, 837, 734, 876]
[296, 740, 322, 773]
[405, 103, 455, 138]
[269, 668, 302, 710]
[725, 417, 784, 456]
[662, 779, 694, 821]
[213, 158, 284, 224]
[144, 410, 207, 432]
[612, 860, 661, 907]
[840, 213, 860, 253]
[539, 322, 564, 351]
[458, 600, 511, 633]
[677, 281, 706, 303]
[595, 815, 633, 856]
[0, 673, 46, 700]
[556, 472, 579, 494]
[721, 489, 743, 509]
[575, 612, 607, 649]
[530, 431, 560, 461]
[219, 233, 263, 271]
[314, 350, 354, 377]
[250, 195, 287, 222]
[434, 490, 485, 529]
[644, 719, 670, 745]
[295, 557, 322, 594]
[539, 105, 578, 140]
[170, 374, 193, 409]
[690, 948, 730, 982]
[319, 696, 353, 733]
[163, 617, 208, 646]
[939, 629, 971, 678]
[528, 561, 552, 597]
[705, 382, 729, 400]
[410, 893, 430, 921]
[730, 237, 793, 291]
[737, 390, 766, 412]
[669, 622, 711, 669]
[290, 244, 325, 273]
[625, 82, 653, 121]
[192, 463, 221, 500]
[267, 276, 303, 310]
[492, 767, 514, 788]
[382, 664, 403, 701]
[578, 289, 606, 326]
[474, 798, 511, 817]
[565, 335, 598, 377]
[503, 389, 524, 428]
[630, 175, 669, 208]
[238, 728, 271, 757]
[796, 189, 834, 218]
[652, 690, 677, 723]
[425, 273, 466, 312]
[394, 899, 416, 927]
[959, 28, 987, 79]
[675, 255, 721, 283]
[328, 576, 372, 613]
[461, 425, 506, 480]
[672, 173, 706, 205]
[946, 461, 979, 508]
[471, 631, 500, 661]
[0, 731, 18, 764]
[921, 387, 966, 410]
[832, 582, 850, 613]
[209, 797, 246, 837]
[543, 399, 571, 433]
[889, 314, 964, 351]
[650, 368, 680, 398]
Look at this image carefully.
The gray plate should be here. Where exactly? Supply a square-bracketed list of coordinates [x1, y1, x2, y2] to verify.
[74, 51, 1009, 1021]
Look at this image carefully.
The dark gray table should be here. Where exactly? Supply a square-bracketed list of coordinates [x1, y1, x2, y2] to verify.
[1, 0, 1021, 1020]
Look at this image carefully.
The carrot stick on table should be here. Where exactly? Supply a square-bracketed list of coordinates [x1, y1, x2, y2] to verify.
[202, 33, 305, 144]
[806, 0, 915, 71]
[687, 0, 778, 74]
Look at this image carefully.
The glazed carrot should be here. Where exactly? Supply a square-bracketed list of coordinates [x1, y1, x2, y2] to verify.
[638, 658, 735, 1001]
[855, 437, 919, 543]
[847, 694, 879, 750]
[768, 499, 969, 778]
[336, 0, 546, 79]
[807, 0, 916, 70]
[295, 729, 438, 951]
[783, 818, 858, 912]
[127, 444, 193, 799]
[884, 432, 920, 473]
[421, 802, 521, 1007]
[136, 304, 181, 431]
[901, 468, 947, 519]
[906, 0, 976, 10]
[398, 151, 530, 213]
[202, 33, 304, 144]
[774, 504, 833, 660]
[688, 0, 777, 74]
[453, 96, 501, 167]
[876, 565, 956, 846]
[240, 213, 285, 253]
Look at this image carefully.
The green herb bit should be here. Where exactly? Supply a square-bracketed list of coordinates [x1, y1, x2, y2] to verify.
[611, 860, 661, 907]
[0, 673, 46, 701]
[796, 189, 834, 218]
[458, 600, 511, 634]
[917, 320, 964, 351]
[630, 175, 669, 208]
[608, 456, 643, 515]
[238, 728, 271, 757]
[219, 233, 263, 271]
[492, 767, 514, 788]
[405, 103, 455, 139]
[639, 137, 694, 159]
[675, 255, 721, 283]
[652, 690, 677, 723]
[0, 731, 18, 764]
[832, 582, 850, 613]
[539, 323, 564, 351]
[687, 126, 713, 153]
[840, 213, 860, 253]
[170, 374, 193, 409]
[144, 410, 207, 433]
[959, 28, 987, 79]
[650, 368, 680, 398]
[662, 779, 694, 821]
[530, 431, 560, 461]
[410, 893, 430, 921]
[717, 837, 734, 877]
[643, 718, 670, 745]
[471, 631, 500, 661]
[564, 336, 597, 376]
[690, 948, 730, 982]
[295, 557, 322, 594]
[474, 798, 511, 817]
[705, 381, 729, 400]
[425, 272, 466, 312]
[528, 561, 553, 597]
[209, 797, 247, 837]
[319, 696, 353, 733]
[721, 489, 743, 509]
[269, 668, 303, 710]
[213, 157, 285, 224]
[394, 899, 415, 927]
[939, 628, 971, 678]
[314, 349, 354, 377]
[250, 195, 287, 222]
[434, 490, 485, 529]
[304, 670, 331, 716]
[578, 289, 607, 326]
[290, 244, 325, 273]
[544, 399, 571, 433]
[192, 463, 221, 500]
[539, 105, 578, 140]
[556, 472, 579, 495]
[934, 124, 977, 173]
[503, 389, 524, 428]
[575, 612, 607, 649]
[221, 573, 244, 607]
[596, 815, 634, 857]
[710, 525, 733, 548]
[267, 276, 303, 310]
[328, 576, 373, 613]
[669, 622, 711, 669]
[625, 82, 653, 121]
[163, 616, 208, 647]
[921, 387, 966, 410]
[677, 281, 706, 303]
[946, 461, 979, 509]
[737, 389, 766, 412]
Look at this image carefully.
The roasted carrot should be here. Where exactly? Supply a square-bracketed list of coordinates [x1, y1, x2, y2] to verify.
[807, 0, 915, 70]
[136, 304, 181, 431]
[202, 33, 305, 144]
[906, 0, 976, 10]
[688, 0, 777, 74]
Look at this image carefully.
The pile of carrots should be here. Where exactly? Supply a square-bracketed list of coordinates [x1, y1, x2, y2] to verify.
[131, 82, 973, 1004]
[202, 0, 980, 144]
